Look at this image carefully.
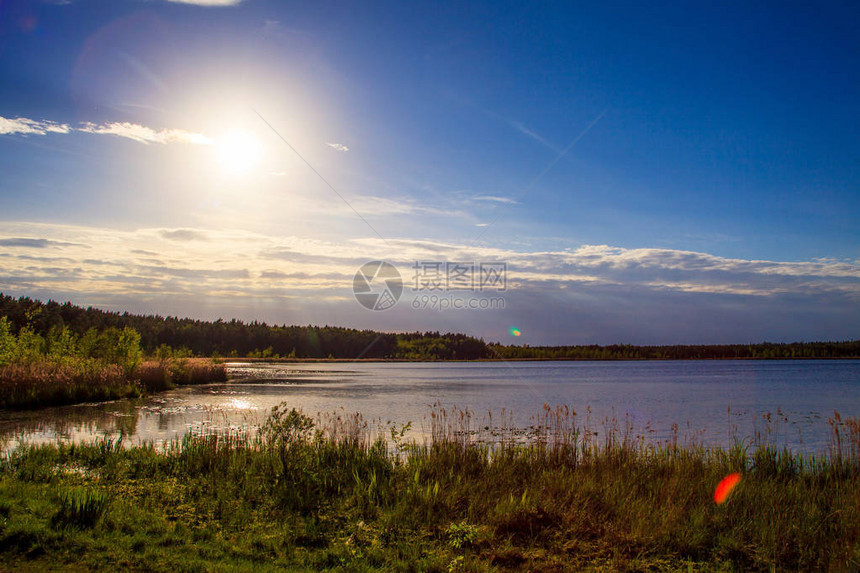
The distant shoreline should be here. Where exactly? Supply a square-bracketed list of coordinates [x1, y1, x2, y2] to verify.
[4, 295, 858, 362]
[225, 356, 860, 363]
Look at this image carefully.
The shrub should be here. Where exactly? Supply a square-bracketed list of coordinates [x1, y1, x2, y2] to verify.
[262, 406, 316, 447]
[445, 520, 478, 549]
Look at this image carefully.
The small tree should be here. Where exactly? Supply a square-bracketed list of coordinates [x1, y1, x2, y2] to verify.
[90, 327, 143, 375]
[155, 344, 174, 362]
[15, 325, 44, 363]
[0, 317, 16, 366]
[47, 326, 79, 360]
[78, 328, 99, 359]
[115, 327, 143, 376]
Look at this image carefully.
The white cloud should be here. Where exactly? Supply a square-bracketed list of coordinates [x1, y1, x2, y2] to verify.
[77, 122, 212, 145]
[0, 116, 70, 136]
[1, 115, 212, 145]
[326, 142, 349, 152]
[560, 244, 860, 280]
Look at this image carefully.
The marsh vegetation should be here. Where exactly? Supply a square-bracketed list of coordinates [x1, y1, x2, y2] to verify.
[0, 404, 856, 571]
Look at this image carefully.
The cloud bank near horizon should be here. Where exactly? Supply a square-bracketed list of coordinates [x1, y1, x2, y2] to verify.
[0, 222, 857, 345]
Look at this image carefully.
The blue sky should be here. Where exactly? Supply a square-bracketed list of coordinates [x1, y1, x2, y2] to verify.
[1, 0, 858, 345]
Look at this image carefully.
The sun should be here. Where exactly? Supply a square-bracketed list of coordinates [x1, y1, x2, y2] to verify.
[216, 131, 262, 174]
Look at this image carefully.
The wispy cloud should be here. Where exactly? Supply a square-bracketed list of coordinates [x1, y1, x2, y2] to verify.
[348, 195, 465, 218]
[77, 122, 212, 145]
[164, 0, 244, 6]
[0, 117, 70, 136]
[0, 115, 211, 145]
[0, 238, 82, 248]
[465, 102, 560, 153]
[326, 142, 349, 152]
[159, 229, 210, 242]
[507, 120, 560, 153]
[473, 195, 519, 204]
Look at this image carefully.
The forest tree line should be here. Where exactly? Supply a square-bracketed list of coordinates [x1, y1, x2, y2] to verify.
[1, 294, 858, 360]
[0, 295, 487, 360]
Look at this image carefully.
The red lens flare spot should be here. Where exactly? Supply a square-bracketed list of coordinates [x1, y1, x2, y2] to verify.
[714, 472, 742, 504]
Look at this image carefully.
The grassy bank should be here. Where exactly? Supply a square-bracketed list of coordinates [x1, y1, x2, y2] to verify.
[0, 406, 857, 571]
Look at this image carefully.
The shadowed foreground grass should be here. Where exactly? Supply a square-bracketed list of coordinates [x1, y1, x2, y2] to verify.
[0, 406, 857, 572]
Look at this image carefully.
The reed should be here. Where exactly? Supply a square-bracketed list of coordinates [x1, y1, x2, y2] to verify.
[0, 358, 228, 410]
[0, 358, 135, 409]
[167, 357, 229, 385]
[134, 358, 228, 393]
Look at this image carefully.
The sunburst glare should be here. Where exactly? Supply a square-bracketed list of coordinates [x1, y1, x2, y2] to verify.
[216, 131, 262, 174]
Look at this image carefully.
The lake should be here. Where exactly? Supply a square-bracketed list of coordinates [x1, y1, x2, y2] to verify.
[1, 360, 858, 455]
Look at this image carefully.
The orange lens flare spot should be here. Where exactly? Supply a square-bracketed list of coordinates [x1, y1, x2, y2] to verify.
[714, 472, 742, 504]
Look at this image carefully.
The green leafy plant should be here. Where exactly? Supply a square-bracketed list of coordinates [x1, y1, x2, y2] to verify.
[262, 406, 316, 448]
[445, 520, 478, 549]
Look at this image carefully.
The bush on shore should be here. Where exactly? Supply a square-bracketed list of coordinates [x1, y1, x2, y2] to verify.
[0, 317, 226, 409]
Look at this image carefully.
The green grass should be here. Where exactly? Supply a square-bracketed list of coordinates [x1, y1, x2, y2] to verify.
[0, 406, 857, 571]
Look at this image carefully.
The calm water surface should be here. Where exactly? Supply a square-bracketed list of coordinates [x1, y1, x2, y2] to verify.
[1, 360, 858, 455]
